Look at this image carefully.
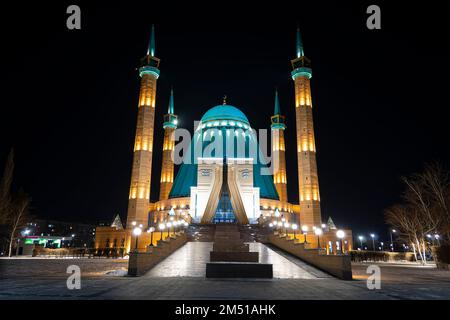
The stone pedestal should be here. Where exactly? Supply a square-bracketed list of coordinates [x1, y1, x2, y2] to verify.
[206, 262, 273, 278]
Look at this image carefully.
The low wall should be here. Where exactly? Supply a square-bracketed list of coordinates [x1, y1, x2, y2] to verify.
[128, 233, 187, 276]
[268, 234, 352, 280]
[350, 250, 415, 262]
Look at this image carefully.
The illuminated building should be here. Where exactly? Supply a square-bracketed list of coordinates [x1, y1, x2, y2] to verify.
[95, 26, 352, 254]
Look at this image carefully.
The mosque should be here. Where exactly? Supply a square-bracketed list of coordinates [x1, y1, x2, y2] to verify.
[94, 26, 352, 254]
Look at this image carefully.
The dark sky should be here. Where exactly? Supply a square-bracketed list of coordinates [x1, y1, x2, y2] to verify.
[1, 1, 449, 239]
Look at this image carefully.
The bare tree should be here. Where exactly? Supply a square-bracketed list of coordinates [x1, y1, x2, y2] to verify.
[0, 149, 14, 225]
[385, 204, 427, 263]
[420, 162, 450, 241]
[385, 162, 450, 264]
[7, 189, 30, 257]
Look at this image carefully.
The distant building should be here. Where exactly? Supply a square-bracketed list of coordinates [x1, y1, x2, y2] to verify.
[20, 219, 96, 248]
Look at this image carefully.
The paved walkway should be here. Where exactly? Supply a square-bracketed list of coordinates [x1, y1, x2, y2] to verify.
[1, 243, 450, 299]
[146, 242, 328, 279]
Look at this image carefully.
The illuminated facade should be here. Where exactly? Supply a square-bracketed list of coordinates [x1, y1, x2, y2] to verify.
[94, 27, 352, 254]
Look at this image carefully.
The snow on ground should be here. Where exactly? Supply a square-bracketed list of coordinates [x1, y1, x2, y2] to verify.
[0, 257, 129, 279]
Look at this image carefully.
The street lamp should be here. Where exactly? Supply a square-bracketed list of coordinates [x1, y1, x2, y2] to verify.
[284, 222, 290, 238]
[426, 234, 433, 245]
[336, 230, 345, 254]
[166, 222, 172, 238]
[274, 209, 280, 227]
[133, 226, 142, 251]
[358, 235, 364, 250]
[435, 234, 441, 246]
[147, 227, 155, 246]
[380, 241, 384, 251]
[277, 221, 283, 233]
[315, 228, 323, 249]
[390, 229, 396, 252]
[292, 224, 298, 240]
[301, 225, 308, 243]
[370, 233, 375, 251]
[158, 223, 165, 241]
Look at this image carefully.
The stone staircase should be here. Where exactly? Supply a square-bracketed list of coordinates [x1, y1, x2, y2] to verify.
[206, 224, 273, 278]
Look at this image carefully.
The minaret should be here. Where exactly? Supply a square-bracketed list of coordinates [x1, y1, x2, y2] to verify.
[291, 28, 322, 227]
[271, 90, 288, 203]
[126, 25, 160, 229]
[159, 88, 178, 200]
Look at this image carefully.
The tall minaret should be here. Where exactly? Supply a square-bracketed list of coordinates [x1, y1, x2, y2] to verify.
[271, 90, 288, 203]
[159, 88, 178, 200]
[126, 25, 160, 229]
[291, 28, 322, 227]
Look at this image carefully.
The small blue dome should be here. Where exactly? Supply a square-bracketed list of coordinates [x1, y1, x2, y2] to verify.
[201, 105, 250, 125]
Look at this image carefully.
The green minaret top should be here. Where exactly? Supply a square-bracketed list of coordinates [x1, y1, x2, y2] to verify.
[271, 89, 285, 130]
[139, 24, 160, 78]
[274, 89, 281, 116]
[163, 87, 178, 129]
[296, 27, 304, 58]
[148, 24, 156, 56]
[168, 88, 174, 114]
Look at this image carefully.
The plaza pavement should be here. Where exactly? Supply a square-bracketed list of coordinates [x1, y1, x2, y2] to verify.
[0, 242, 449, 300]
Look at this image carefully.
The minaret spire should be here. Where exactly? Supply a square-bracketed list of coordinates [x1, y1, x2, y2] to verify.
[126, 26, 161, 230]
[147, 24, 156, 56]
[160, 88, 178, 201]
[168, 87, 174, 114]
[291, 27, 322, 228]
[296, 27, 304, 58]
[274, 89, 281, 115]
[271, 89, 287, 203]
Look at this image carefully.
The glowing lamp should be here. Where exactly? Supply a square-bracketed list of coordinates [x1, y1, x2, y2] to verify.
[336, 230, 345, 239]
[133, 227, 142, 236]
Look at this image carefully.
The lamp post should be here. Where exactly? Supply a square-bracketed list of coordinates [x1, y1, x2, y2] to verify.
[277, 221, 283, 234]
[147, 227, 155, 247]
[301, 225, 308, 243]
[274, 209, 280, 228]
[435, 234, 441, 246]
[158, 223, 165, 241]
[133, 226, 142, 251]
[426, 234, 433, 245]
[336, 230, 345, 254]
[358, 235, 364, 250]
[390, 229, 396, 251]
[284, 222, 290, 238]
[315, 228, 323, 249]
[370, 233, 375, 251]
[292, 224, 298, 241]
[166, 222, 172, 238]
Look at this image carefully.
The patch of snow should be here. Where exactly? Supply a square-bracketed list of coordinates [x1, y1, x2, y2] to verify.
[105, 268, 128, 277]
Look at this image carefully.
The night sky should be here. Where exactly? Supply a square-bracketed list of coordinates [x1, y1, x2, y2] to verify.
[1, 1, 449, 239]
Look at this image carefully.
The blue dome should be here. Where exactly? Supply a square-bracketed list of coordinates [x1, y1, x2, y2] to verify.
[201, 105, 250, 125]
